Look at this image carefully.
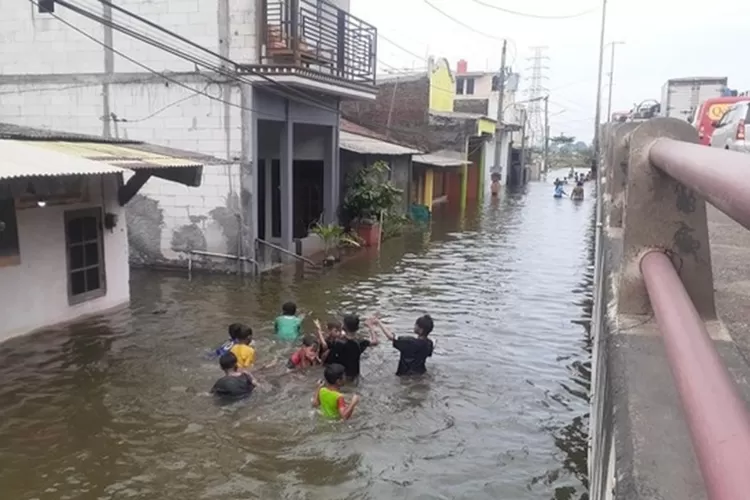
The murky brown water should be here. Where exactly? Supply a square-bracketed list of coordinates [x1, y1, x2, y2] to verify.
[0, 179, 593, 500]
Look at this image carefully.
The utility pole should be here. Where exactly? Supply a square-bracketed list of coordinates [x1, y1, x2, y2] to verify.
[591, 0, 609, 176]
[492, 39, 508, 179]
[605, 41, 625, 123]
[543, 95, 549, 173]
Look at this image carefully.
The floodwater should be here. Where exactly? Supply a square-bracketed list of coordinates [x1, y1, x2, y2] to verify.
[0, 177, 594, 500]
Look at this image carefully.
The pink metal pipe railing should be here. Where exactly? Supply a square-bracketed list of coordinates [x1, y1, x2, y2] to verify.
[640, 250, 750, 500]
[649, 138, 750, 230]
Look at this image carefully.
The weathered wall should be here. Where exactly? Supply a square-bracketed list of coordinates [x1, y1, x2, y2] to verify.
[339, 151, 411, 212]
[0, 175, 129, 342]
[341, 76, 430, 143]
[0, 79, 246, 270]
[0, 0, 258, 74]
[454, 98, 489, 115]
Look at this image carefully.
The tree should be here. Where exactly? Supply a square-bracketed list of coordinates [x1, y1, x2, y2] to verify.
[550, 134, 575, 145]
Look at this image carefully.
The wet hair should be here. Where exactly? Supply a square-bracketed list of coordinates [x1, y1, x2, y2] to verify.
[228, 323, 243, 340]
[219, 352, 238, 371]
[342, 314, 360, 333]
[234, 324, 253, 343]
[282, 301, 297, 315]
[301, 335, 319, 348]
[416, 314, 434, 336]
[577, 181, 583, 187]
[324, 363, 346, 385]
[326, 319, 342, 331]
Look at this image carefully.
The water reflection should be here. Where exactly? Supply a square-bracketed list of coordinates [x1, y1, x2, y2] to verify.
[0, 180, 592, 499]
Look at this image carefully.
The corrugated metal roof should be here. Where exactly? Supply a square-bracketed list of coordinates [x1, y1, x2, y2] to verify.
[413, 153, 470, 167]
[0, 122, 135, 143]
[0, 140, 126, 180]
[340, 131, 421, 156]
[30, 141, 204, 169]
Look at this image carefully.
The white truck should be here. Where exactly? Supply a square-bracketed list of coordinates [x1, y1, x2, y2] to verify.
[660, 77, 729, 122]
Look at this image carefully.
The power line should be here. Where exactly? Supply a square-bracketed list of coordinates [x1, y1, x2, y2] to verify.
[378, 32, 427, 62]
[25, 0, 439, 145]
[470, 0, 597, 20]
[422, 0, 517, 68]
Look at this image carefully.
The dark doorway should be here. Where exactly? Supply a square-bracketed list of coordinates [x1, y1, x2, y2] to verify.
[293, 161, 324, 238]
[257, 160, 324, 240]
[257, 160, 281, 240]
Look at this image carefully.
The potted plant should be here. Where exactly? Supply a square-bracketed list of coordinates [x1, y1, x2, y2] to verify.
[341, 161, 402, 247]
[309, 221, 361, 266]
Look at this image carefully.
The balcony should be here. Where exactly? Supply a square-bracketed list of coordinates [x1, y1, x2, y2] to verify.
[237, 0, 377, 93]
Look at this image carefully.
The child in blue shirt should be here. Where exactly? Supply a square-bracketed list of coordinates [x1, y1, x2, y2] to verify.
[214, 323, 242, 357]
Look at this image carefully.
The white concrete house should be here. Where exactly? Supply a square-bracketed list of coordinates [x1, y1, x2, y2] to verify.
[452, 60, 524, 187]
[0, 123, 207, 342]
[0, 0, 378, 271]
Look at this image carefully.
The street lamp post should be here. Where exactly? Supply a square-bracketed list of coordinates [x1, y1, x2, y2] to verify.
[605, 41, 625, 124]
[591, 0, 609, 176]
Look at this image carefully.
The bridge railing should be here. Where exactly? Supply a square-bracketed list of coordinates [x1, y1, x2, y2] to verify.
[602, 117, 750, 500]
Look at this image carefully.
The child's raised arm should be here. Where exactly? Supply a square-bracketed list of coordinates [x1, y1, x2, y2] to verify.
[371, 317, 395, 342]
[364, 317, 381, 346]
[313, 319, 328, 351]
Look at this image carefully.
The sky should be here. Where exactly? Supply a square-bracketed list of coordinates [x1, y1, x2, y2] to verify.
[351, 0, 750, 143]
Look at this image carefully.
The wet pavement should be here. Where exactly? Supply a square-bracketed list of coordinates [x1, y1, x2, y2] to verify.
[0, 177, 594, 500]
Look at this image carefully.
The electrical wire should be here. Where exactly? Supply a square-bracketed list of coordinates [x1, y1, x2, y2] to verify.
[38, 0, 429, 141]
[470, 0, 597, 20]
[421, 0, 517, 68]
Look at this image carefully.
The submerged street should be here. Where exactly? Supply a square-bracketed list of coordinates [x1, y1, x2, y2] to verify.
[0, 180, 593, 500]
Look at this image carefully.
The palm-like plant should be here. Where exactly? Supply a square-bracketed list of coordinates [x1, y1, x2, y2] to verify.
[309, 221, 360, 261]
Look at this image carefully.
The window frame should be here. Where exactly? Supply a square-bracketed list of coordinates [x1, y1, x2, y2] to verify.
[465, 77, 475, 95]
[64, 208, 106, 305]
[37, 0, 55, 13]
[455, 77, 465, 95]
[0, 198, 21, 268]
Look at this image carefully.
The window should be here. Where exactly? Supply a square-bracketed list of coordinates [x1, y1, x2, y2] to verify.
[0, 198, 20, 267]
[65, 209, 106, 304]
[465, 77, 475, 95]
[38, 0, 54, 13]
[456, 77, 465, 95]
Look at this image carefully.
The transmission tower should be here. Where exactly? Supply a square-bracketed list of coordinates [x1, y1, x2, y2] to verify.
[525, 46, 549, 149]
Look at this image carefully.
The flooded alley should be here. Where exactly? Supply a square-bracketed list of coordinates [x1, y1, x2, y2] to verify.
[0, 179, 594, 500]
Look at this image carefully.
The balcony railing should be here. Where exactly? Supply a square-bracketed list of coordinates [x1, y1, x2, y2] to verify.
[257, 0, 377, 86]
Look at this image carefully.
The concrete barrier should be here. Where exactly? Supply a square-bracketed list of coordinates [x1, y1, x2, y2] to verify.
[618, 117, 716, 318]
[607, 123, 638, 228]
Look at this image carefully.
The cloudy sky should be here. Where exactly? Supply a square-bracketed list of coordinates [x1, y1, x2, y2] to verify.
[351, 0, 750, 143]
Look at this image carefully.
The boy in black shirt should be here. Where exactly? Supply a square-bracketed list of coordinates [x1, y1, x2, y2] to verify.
[327, 314, 379, 381]
[372, 315, 434, 376]
[211, 352, 257, 399]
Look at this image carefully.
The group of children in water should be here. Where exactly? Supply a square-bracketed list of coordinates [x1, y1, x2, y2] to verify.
[210, 302, 435, 420]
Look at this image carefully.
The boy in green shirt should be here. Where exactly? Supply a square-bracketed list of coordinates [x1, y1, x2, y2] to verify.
[312, 364, 360, 420]
[274, 301, 303, 341]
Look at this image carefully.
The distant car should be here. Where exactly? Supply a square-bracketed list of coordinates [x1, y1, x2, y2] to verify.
[692, 96, 750, 145]
[708, 101, 750, 153]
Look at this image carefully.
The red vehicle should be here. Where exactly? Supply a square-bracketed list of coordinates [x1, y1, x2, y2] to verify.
[692, 96, 750, 145]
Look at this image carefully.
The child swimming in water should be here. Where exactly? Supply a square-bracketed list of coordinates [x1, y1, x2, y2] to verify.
[312, 364, 360, 420]
[325, 314, 379, 382]
[287, 335, 322, 370]
[229, 324, 256, 369]
[213, 323, 242, 357]
[211, 352, 257, 399]
[371, 315, 435, 376]
[274, 302, 304, 341]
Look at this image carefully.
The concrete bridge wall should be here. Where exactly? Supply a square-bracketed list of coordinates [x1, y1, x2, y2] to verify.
[588, 118, 750, 499]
